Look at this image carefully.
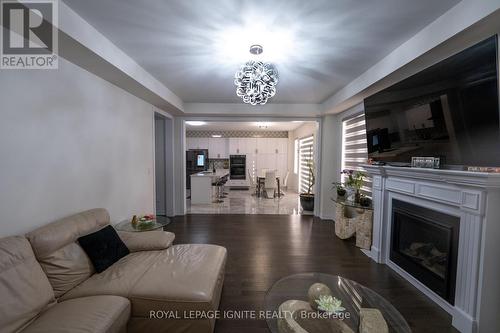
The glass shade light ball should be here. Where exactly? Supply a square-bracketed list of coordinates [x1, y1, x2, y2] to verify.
[234, 60, 279, 105]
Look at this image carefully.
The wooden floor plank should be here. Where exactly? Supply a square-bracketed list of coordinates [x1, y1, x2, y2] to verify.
[165, 214, 458, 333]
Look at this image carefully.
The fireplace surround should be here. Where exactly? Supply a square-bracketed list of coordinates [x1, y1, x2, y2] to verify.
[364, 165, 500, 333]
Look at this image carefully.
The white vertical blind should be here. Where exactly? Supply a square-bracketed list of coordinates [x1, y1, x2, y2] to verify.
[341, 113, 371, 197]
[299, 135, 315, 194]
[293, 138, 299, 174]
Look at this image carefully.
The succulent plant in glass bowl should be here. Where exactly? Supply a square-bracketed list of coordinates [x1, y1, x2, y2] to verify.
[315, 295, 346, 314]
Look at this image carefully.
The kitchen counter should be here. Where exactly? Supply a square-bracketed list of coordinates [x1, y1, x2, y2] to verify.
[190, 169, 229, 204]
[190, 169, 229, 178]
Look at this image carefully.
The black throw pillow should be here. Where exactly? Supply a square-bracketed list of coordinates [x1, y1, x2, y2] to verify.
[78, 225, 130, 273]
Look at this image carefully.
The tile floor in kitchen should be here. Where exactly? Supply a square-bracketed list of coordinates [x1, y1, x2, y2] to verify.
[187, 188, 314, 215]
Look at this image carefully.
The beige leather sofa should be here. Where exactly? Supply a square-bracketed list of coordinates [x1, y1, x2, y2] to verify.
[0, 209, 227, 333]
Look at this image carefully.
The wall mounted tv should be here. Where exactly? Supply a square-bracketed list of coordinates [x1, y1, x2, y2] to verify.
[364, 35, 500, 168]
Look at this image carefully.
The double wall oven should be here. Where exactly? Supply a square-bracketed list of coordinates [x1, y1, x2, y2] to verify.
[229, 155, 246, 180]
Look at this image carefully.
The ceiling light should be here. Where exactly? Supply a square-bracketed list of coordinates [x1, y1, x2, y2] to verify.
[234, 45, 279, 105]
[212, 134, 222, 138]
[186, 121, 206, 126]
[256, 122, 272, 129]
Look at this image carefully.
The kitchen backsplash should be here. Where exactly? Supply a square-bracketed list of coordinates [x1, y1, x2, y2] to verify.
[187, 130, 288, 138]
[208, 158, 229, 169]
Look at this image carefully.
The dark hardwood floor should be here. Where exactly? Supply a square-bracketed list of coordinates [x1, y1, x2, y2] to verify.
[165, 214, 457, 333]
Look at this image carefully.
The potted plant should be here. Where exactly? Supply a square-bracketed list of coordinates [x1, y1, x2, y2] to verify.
[340, 169, 365, 203]
[359, 195, 372, 207]
[336, 184, 346, 197]
[300, 148, 315, 211]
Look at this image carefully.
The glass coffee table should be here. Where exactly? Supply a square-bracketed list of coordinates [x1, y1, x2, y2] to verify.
[114, 216, 171, 232]
[265, 273, 411, 333]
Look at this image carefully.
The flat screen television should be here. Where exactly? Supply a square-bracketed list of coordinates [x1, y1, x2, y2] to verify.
[364, 35, 500, 168]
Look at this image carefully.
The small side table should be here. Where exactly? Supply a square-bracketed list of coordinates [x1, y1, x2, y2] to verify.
[332, 196, 373, 250]
[114, 216, 171, 232]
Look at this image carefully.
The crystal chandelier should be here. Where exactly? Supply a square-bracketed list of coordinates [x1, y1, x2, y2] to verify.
[234, 45, 279, 105]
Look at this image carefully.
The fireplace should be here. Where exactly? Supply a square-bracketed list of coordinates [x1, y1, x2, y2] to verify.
[390, 199, 459, 304]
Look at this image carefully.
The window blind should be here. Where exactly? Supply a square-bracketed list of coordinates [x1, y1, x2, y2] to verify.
[341, 113, 371, 197]
[299, 135, 315, 194]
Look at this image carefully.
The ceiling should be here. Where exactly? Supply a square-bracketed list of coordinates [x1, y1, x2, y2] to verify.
[64, 0, 460, 104]
[186, 121, 312, 132]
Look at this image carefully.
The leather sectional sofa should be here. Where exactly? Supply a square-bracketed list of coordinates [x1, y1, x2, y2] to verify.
[0, 209, 227, 333]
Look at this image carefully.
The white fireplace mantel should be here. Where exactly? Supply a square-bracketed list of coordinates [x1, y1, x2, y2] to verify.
[363, 165, 500, 333]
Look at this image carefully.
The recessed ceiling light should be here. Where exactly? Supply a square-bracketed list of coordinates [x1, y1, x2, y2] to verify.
[292, 121, 303, 123]
[212, 134, 222, 138]
[256, 122, 272, 128]
[186, 121, 206, 126]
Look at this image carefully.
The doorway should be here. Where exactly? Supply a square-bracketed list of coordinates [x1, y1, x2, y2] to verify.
[154, 113, 174, 217]
[183, 120, 320, 215]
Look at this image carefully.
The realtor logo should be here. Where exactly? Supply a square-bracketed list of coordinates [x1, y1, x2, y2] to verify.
[1, 0, 58, 69]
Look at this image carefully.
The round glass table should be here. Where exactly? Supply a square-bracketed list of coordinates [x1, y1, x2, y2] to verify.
[114, 216, 171, 232]
[265, 273, 411, 333]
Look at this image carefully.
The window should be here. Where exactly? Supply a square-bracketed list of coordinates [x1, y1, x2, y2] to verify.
[299, 135, 314, 194]
[293, 138, 299, 174]
[341, 113, 371, 196]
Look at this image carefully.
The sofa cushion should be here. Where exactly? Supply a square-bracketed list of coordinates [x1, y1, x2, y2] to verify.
[26, 208, 110, 297]
[78, 225, 130, 273]
[117, 230, 175, 252]
[22, 296, 130, 333]
[60, 244, 227, 317]
[0, 236, 56, 333]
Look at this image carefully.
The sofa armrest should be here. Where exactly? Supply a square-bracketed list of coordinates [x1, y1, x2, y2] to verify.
[117, 231, 175, 252]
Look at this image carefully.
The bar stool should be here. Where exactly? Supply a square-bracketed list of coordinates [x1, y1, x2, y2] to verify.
[212, 179, 224, 203]
[219, 175, 228, 198]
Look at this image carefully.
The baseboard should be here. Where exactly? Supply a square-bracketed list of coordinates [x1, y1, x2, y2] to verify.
[319, 214, 334, 221]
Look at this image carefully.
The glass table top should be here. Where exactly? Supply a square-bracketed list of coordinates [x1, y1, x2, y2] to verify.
[331, 193, 373, 210]
[265, 273, 411, 333]
[114, 216, 171, 232]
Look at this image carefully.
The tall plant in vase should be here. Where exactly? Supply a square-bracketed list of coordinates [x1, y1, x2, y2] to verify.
[300, 147, 315, 211]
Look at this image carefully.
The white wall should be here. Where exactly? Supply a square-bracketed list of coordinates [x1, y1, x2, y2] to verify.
[318, 104, 364, 220]
[287, 122, 319, 192]
[0, 58, 156, 236]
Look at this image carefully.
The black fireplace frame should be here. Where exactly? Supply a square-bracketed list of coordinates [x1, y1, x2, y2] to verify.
[390, 199, 460, 305]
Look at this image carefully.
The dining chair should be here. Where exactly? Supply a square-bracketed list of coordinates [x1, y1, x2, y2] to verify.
[281, 170, 290, 196]
[248, 169, 258, 196]
[260, 168, 269, 178]
[264, 170, 277, 199]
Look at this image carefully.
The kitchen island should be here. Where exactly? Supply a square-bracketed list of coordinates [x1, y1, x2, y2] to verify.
[190, 169, 230, 204]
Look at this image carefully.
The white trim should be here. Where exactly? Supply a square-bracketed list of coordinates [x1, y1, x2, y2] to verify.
[364, 164, 500, 333]
[180, 116, 322, 217]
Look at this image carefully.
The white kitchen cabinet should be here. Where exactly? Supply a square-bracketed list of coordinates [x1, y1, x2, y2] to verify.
[186, 137, 209, 150]
[228, 138, 256, 155]
[240, 138, 257, 155]
[208, 138, 228, 159]
[229, 138, 239, 155]
[198, 138, 209, 149]
[253, 142, 288, 178]
[276, 153, 288, 178]
[199, 136, 289, 183]
[256, 138, 287, 154]
[276, 138, 288, 154]
[186, 137, 200, 150]
[186, 137, 195, 150]
[255, 153, 275, 177]
[256, 138, 272, 154]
